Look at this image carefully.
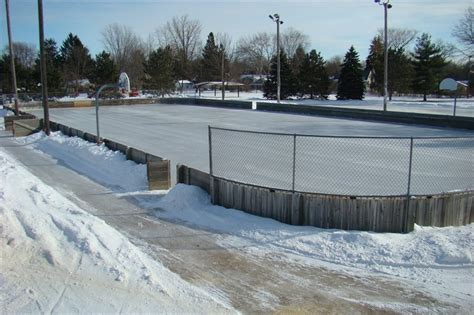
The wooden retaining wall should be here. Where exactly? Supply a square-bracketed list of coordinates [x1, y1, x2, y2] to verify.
[48, 121, 171, 190]
[177, 164, 211, 193]
[156, 97, 253, 109]
[4, 114, 37, 131]
[12, 119, 43, 137]
[176, 165, 473, 233]
[412, 192, 473, 227]
[256, 102, 474, 130]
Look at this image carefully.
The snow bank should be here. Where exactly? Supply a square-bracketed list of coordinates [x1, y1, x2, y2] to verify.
[156, 184, 473, 270]
[57, 93, 90, 102]
[17, 132, 147, 192]
[150, 184, 474, 303]
[0, 149, 234, 313]
[0, 106, 13, 130]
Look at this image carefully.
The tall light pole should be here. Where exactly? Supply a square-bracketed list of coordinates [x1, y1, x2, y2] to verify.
[269, 13, 283, 103]
[38, 0, 50, 135]
[374, 0, 392, 111]
[5, 0, 19, 116]
[468, 55, 472, 98]
[221, 46, 225, 101]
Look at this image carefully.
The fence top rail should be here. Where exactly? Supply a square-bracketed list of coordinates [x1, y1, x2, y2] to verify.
[209, 126, 474, 140]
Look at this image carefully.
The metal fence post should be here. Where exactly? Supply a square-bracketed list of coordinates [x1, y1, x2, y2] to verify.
[208, 125, 213, 176]
[208, 125, 215, 203]
[405, 137, 414, 232]
[292, 134, 297, 191]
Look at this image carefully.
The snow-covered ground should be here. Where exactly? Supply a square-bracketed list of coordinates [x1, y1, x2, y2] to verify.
[9, 90, 474, 117]
[0, 144, 235, 313]
[148, 184, 473, 309]
[2, 130, 472, 312]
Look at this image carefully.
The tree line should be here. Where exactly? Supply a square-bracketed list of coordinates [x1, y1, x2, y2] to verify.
[1, 8, 472, 100]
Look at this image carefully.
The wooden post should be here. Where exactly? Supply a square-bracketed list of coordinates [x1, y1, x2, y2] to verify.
[404, 137, 414, 233]
[38, 0, 50, 135]
[5, 0, 19, 116]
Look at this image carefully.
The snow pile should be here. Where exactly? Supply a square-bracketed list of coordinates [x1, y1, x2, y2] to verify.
[0, 106, 13, 130]
[17, 131, 147, 192]
[57, 93, 90, 102]
[151, 184, 474, 300]
[0, 149, 234, 313]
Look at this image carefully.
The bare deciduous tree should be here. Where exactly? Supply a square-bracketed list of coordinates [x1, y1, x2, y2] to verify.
[280, 27, 310, 57]
[101, 24, 145, 87]
[157, 15, 202, 59]
[3, 42, 36, 68]
[101, 24, 142, 71]
[452, 6, 474, 54]
[236, 28, 309, 74]
[236, 32, 275, 74]
[156, 15, 202, 79]
[215, 32, 234, 60]
[377, 28, 418, 50]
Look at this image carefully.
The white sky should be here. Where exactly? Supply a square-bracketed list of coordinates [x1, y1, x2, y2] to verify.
[0, 0, 471, 60]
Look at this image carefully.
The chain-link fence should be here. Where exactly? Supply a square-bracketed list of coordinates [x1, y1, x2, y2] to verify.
[209, 127, 474, 196]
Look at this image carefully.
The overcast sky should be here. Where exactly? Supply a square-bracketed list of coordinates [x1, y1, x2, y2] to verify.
[0, 0, 471, 60]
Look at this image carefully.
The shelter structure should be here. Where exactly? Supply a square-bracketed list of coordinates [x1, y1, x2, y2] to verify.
[195, 81, 245, 98]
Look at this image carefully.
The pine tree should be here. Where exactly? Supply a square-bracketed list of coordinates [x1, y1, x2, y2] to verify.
[1, 53, 36, 93]
[263, 50, 296, 99]
[93, 51, 118, 86]
[36, 39, 63, 92]
[143, 46, 176, 97]
[298, 49, 330, 99]
[365, 36, 384, 94]
[411, 33, 447, 101]
[291, 45, 306, 79]
[337, 46, 365, 100]
[60, 33, 94, 91]
[200, 32, 220, 82]
[387, 47, 413, 99]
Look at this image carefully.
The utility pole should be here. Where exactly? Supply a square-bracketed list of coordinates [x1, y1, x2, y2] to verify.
[383, 3, 388, 110]
[221, 47, 225, 101]
[5, 0, 19, 116]
[374, 0, 392, 111]
[38, 0, 50, 135]
[269, 13, 283, 104]
[468, 55, 472, 98]
[277, 18, 281, 104]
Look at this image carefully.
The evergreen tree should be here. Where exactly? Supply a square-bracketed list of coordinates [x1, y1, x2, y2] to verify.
[298, 49, 330, 99]
[291, 45, 306, 78]
[143, 46, 176, 97]
[411, 33, 447, 101]
[60, 33, 94, 92]
[93, 51, 118, 86]
[337, 46, 365, 100]
[200, 32, 220, 81]
[365, 36, 384, 94]
[1, 53, 36, 93]
[263, 50, 296, 99]
[387, 47, 413, 99]
[34, 39, 63, 92]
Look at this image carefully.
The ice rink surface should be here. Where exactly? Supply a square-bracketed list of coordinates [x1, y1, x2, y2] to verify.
[30, 104, 474, 194]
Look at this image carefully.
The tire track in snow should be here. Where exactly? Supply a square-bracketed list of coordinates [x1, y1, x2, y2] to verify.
[48, 254, 83, 314]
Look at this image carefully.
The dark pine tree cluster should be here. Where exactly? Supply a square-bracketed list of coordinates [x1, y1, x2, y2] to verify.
[264, 49, 330, 100]
[337, 46, 365, 100]
[143, 46, 176, 96]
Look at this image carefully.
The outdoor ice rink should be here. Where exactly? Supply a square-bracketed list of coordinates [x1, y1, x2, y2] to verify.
[30, 103, 474, 195]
